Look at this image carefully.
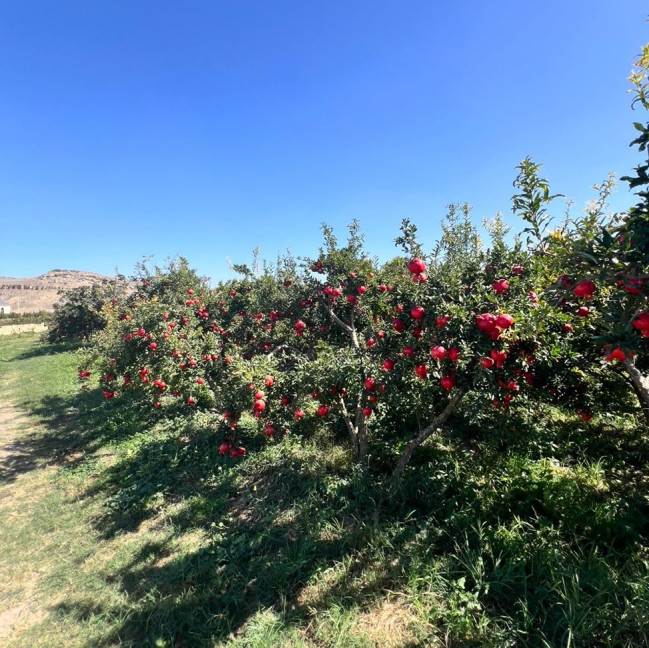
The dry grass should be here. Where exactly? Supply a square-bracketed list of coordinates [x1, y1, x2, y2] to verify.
[349, 598, 430, 647]
[0, 324, 48, 336]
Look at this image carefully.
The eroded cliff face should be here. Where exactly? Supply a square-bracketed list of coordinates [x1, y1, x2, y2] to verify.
[0, 270, 118, 313]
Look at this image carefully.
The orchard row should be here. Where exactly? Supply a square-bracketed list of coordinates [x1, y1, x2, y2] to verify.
[68, 46, 649, 476]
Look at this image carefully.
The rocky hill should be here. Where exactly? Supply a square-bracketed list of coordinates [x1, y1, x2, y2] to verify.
[0, 270, 122, 313]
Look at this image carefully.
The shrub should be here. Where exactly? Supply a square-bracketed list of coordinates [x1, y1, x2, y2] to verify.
[47, 276, 129, 343]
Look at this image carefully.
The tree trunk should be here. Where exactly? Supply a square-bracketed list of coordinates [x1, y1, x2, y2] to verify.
[338, 394, 361, 461]
[392, 389, 466, 481]
[355, 400, 368, 465]
[623, 358, 649, 424]
[205, 376, 223, 410]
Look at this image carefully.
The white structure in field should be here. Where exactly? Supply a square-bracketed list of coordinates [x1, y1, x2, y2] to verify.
[0, 300, 11, 315]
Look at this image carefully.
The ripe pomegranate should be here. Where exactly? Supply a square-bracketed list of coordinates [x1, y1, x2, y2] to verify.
[414, 364, 428, 379]
[431, 345, 448, 360]
[440, 375, 455, 390]
[605, 348, 626, 363]
[573, 280, 596, 299]
[408, 258, 426, 275]
[490, 349, 507, 368]
[632, 312, 649, 337]
[493, 279, 509, 294]
[496, 314, 514, 329]
[392, 318, 405, 333]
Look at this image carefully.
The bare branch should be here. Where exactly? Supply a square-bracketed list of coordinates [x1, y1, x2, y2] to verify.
[392, 388, 466, 480]
[325, 301, 353, 334]
[205, 375, 223, 410]
[349, 310, 360, 349]
[266, 344, 301, 359]
[338, 393, 360, 458]
[623, 358, 649, 410]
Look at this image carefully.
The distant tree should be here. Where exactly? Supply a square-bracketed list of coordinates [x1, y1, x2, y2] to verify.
[47, 277, 128, 343]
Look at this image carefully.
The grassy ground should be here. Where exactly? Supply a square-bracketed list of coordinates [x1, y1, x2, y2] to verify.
[1, 334, 649, 646]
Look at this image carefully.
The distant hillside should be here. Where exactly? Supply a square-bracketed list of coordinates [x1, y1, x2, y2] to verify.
[0, 270, 123, 313]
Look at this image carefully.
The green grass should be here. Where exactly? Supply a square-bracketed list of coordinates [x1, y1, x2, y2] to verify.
[1, 334, 649, 646]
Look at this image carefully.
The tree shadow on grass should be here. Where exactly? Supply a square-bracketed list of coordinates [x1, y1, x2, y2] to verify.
[54, 444, 426, 647]
[10, 384, 649, 646]
[12, 340, 81, 360]
[43, 408, 649, 646]
[0, 389, 148, 485]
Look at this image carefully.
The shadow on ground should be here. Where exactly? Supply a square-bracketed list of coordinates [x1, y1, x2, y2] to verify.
[12, 340, 80, 360]
[0, 389, 146, 485]
[8, 380, 649, 646]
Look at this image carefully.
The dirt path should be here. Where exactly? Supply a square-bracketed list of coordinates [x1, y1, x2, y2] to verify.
[0, 399, 44, 641]
[0, 400, 37, 484]
[0, 324, 47, 337]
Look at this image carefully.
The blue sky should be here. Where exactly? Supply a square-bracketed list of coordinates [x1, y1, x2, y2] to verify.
[1, 1, 648, 282]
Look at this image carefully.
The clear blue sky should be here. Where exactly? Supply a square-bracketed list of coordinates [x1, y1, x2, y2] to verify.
[1, 1, 648, 282]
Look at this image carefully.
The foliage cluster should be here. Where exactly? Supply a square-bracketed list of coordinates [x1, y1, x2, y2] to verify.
[46, 276, 130, 343]
[78, 151, 649, 479]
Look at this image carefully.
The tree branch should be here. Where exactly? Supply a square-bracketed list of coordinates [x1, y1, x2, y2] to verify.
[392, 388, 466, 481]
[266, 344, 300, 359]
[205, 375, 223, 410]
[349, 310, 360, 350]
[338, 393, 360, 459]
[325, 302, 353, 334]
[623, 358, 649, 411]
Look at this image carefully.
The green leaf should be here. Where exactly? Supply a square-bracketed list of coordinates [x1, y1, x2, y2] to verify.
[575, 251, 599, 264]
[600, 227, 615, 249]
